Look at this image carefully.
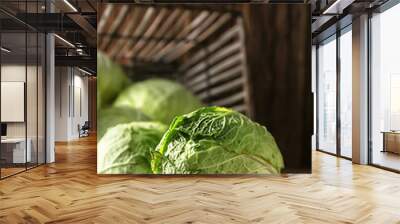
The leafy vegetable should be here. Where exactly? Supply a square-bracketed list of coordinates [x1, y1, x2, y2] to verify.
[152, 107, 284, 174]
[97, 51, 130, 109]
[114, 78, 202, 125]
[98, 106, 149, 140]
[97, 122, 167, 174]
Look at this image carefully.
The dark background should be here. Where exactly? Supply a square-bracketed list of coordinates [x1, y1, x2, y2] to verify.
[239, 5, 312, 173]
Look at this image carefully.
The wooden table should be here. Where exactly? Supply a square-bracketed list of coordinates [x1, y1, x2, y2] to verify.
[382, 131, 400, 154]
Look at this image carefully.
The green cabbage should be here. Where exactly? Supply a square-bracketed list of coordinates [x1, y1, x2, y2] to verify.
[97, 122, 167, 174]
[97, 51, 130, 109]
[98, 106, 149, 140]
[114, 78, 202, 125]
[152, 107, 284, 174]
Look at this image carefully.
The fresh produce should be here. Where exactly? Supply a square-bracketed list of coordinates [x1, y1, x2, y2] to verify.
[97, 51, 130, 109]
[98, 106, 149, 140]
[152, 107, 284, 174]
[114, 78, 202, 125]
[97, 122, 167, 174]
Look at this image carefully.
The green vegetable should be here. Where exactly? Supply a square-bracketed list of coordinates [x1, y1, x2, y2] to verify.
[114, 78, 202, 125]
[98, 106, 149, 140]
[97, 122, 167, 174]
[97, 51, 129, 109]
[152, 107, 284, 174]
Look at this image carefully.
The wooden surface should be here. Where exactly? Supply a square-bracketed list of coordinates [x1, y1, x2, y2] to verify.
[0, 167, 25, 178]
[372, 150, 400, 171]
[239, 4, 312, 172]
[0, 134, 399, 223]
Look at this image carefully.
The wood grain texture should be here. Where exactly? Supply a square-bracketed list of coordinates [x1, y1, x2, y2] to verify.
[0, 134, 400, 223]
[239, 4, 312, 173]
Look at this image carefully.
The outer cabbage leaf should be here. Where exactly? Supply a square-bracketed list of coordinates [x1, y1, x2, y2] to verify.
[98, 106, 149, 140]
[97, 51, 130, 109]
[114, 78, 202, 125]
[152, 107, 284, 174]
[97, 122, 167, 174]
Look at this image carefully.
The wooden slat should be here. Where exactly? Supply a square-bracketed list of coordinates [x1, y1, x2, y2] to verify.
[160, 12, 220, 62]
[116, 7, 155, 60]
[152, 11, 210, 62]
[144, 9, 190, 61]
[187, 63, 241, 89]
[154, 9, 182, 39]
[97, 4, 113, 34]
[185, 52, 243, 81]
[210, 41, 241, 65]
[125, 8, 168, 60]
[197, 77, 244, 100]
[179, 25, 240, 72]
[166, 13, 232, 63]
[107, 7, 140, 58]
[138, 8, 182, 60]
[230, 104, 247, 113]
[100, 5, 129, 51]
[211, 91, 245, 107]
[176, 11, 210, 39]
[188, 65, 242, 92]
[98, 5, 120, 51]
[197, 13, 232, 43]
[184, 41, 241, 81]
[207, 53, 243, 78]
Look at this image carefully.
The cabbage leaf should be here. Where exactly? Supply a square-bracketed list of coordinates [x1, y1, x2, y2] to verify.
[98, 122, 167, 174]
[152, 107, 284, 174]
[97, 51, 130, 109]
[98, 106, 149, 140]
[114, 78, 202, 125]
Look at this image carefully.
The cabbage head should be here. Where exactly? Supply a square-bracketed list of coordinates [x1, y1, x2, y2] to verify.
[98, 122, 167, 174]
[152, 107, 284, 174]
[98, 106, 149, 140]
[114, 78, 202, 125]
[97, 51, 130, 109]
